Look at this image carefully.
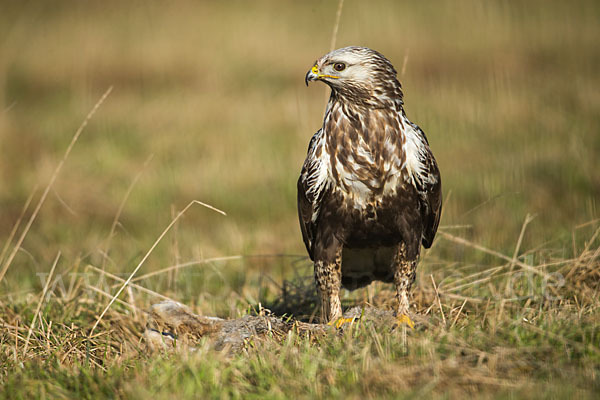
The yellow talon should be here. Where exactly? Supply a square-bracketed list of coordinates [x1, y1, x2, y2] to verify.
[328, 317, 356, 329]
[396, 314, 415, 329]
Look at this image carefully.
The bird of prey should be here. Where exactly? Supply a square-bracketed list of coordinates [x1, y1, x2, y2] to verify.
[298, 46, 442, 328]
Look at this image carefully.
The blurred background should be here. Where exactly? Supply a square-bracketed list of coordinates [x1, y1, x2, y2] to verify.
[0, 0, 598, 314]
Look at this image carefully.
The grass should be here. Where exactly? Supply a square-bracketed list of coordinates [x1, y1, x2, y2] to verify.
[0, 0, 599, 398]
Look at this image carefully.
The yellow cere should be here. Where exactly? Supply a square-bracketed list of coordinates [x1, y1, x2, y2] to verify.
[312, 63, 339, 80]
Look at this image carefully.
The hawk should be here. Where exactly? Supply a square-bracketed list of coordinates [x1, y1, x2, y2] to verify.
[298, 46, 442, 327]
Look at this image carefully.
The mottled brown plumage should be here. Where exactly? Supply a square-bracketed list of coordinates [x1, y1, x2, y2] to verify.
[298, 47, 442, 324]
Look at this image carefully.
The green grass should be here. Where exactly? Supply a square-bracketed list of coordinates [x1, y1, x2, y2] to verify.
[1, 0, 599, 398]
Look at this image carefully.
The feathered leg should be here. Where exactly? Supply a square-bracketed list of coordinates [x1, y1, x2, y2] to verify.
[393, 242, 418, 329]
[314, 248, 343, 324]
[313, 236, 354, 327]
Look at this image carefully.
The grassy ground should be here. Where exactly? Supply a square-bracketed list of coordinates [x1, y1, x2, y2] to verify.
[0, 0, 599, 398]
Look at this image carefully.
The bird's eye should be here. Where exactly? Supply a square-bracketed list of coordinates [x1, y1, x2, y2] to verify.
[333, 63, 346, 72]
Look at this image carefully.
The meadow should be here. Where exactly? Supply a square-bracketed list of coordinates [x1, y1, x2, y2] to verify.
[0, 0, 599, 398]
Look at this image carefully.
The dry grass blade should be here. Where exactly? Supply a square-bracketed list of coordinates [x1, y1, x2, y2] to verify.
[0, 183, 38, 266]
[577, 225, 600, 262]
[430, 274, 446, 326]
[574, 219, 600, 230]
[504, 213, 535, 295]
[329, 0, 345, 52]
[445, 268, 515, 293]
[445, 257, 574, 294]
[131, 255, 243, 282]
[86, 285, 141, 312]
[324, 0, 345, 103]
[424, 289, 485, 304]
[89, 199, 226, 336]
[0, 87, 113, 285]
[450, 299, 467, 329]
[438, 224, 472, 230]
[438, 230, 553, 281]
[22, 252, 60, 355]
[102, 153, 154, 270]
[443, 264, 505, 292]
[585, 245, 600, 270]
[401, 48, 410, 77]
[86, 264, 175, 302]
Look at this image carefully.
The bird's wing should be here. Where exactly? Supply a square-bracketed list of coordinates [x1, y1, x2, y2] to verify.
[297, 177, 315, 260]
[419, 148, 442, 248]
[297, 129, 329, 260]
[410, 124, 442, 248]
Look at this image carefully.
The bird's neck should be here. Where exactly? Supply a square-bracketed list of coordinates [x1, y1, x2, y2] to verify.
[327, 85, 404, 112]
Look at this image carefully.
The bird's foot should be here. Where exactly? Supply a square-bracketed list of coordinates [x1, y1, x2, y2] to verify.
[328, 317, 356, 329]
[394, 314, 415, 330]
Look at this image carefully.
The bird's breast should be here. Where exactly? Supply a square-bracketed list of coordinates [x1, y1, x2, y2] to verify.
[328, 140, 408, 211]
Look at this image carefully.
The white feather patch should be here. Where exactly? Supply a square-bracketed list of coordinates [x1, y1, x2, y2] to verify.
[401, 116, 430, 186]
[304, 130, 330, 222]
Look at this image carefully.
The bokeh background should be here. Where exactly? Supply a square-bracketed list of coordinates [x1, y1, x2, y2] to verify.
[0, 0, 598, 314]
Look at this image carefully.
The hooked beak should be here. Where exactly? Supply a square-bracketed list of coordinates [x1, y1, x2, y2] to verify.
[305, 63, 340, 86]
[305, 64, 319, 86]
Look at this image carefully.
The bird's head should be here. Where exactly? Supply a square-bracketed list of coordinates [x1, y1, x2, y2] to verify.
[305, 46, 402, 105]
